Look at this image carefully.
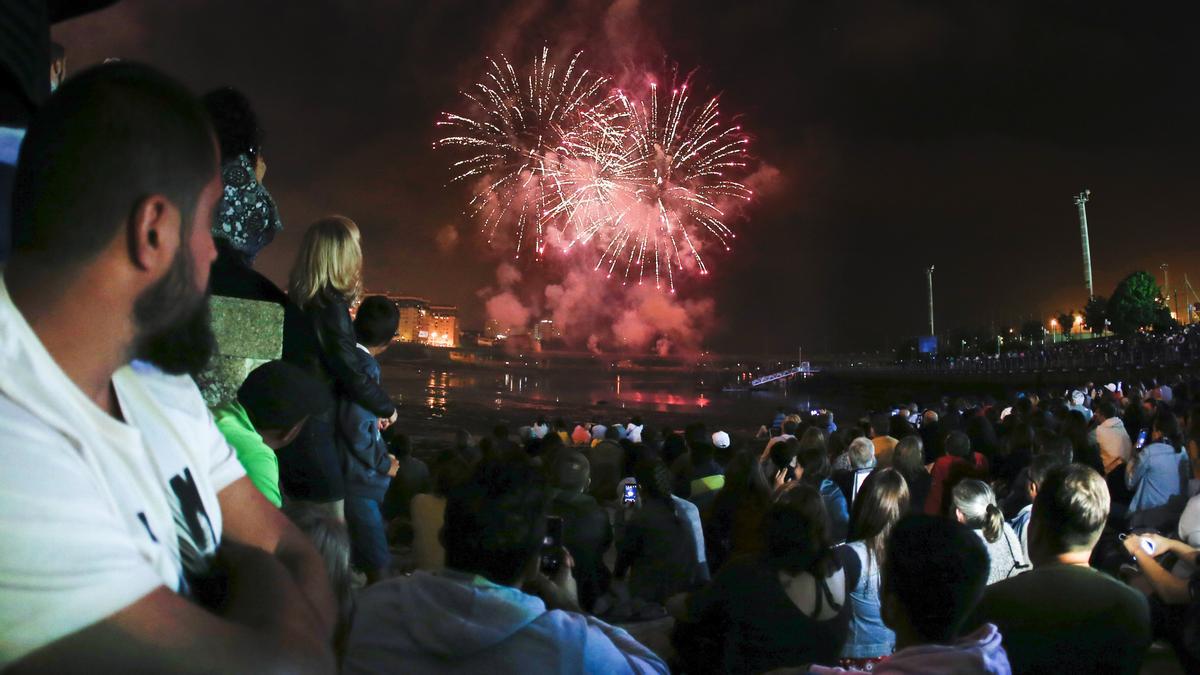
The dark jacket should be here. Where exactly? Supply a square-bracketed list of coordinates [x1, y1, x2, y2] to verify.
[616, 498, 703, 604]
[548, 489, 613, 612]
[292, 291, 396, 419]
[279, 291, 395, 502]
[339, 346, 392, 501]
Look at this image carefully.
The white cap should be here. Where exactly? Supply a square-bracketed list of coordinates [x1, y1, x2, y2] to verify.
[711, 431, 730, 448]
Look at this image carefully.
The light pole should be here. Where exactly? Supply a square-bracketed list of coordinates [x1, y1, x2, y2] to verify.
[926, 265, 935, 337]
[1074, 190, 1094, 299]
[1161, 263, 1170, 305]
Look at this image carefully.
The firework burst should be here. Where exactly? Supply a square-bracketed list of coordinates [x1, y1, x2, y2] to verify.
[438, 52, 753, 290]
[435, 48, 615, 260]
[565, 81, 752, 292]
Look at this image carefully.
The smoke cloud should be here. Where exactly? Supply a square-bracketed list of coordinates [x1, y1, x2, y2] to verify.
[470, 0, 763, 354]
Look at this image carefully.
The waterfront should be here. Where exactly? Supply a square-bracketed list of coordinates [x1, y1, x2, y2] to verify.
[379, 359, 831, 449]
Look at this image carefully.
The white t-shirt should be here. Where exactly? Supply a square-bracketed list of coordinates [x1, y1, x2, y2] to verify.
[0, 281, 245, 667]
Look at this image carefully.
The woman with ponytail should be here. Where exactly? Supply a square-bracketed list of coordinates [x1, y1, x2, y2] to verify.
[952, 479, 1030, 585]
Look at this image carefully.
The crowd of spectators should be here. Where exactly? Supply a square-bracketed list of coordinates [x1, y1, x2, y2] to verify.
[6, 15, 1200, 675]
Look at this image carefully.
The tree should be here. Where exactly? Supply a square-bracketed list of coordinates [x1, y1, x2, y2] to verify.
[1107, 271, 1175, 335]
[1083, 296, 1108, 334]
[1056, 312, 1074, 340]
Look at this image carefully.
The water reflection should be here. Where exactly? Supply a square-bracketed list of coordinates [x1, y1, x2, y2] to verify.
[390, 365, 783, 424]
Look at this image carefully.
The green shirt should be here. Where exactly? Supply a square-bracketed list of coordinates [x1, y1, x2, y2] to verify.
[211, 400, 282, 507]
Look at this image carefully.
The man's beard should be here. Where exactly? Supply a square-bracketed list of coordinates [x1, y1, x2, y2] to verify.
[132, 247, 216, 377]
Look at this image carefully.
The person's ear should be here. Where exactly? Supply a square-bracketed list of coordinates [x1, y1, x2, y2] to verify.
[128, 194, 180, 272]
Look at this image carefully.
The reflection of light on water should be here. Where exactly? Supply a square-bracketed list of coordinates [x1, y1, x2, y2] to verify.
[697, 394, 710, 408]
[616, 375, 621, 397]
[425, 370, 448, 418]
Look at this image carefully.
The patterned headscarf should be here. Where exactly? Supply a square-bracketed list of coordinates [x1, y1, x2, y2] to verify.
[213, 153, 282, 264]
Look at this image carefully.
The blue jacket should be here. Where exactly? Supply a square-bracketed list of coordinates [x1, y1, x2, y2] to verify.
[338, 345, 392, 500]
[343, 570, 668, 674]
[1127, 442, 1188, 514]
[820, 478, 850, 542]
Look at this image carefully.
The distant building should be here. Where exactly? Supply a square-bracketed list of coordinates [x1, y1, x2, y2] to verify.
[427, 305, 458, 348]
[364, 292, 458, 348]
[394, 297, 428, 343]
[532, 318, 561, 343]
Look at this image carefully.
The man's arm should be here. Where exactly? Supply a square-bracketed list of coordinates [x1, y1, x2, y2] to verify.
[218, 476, 338, 635]
[11, 545, 333, 675]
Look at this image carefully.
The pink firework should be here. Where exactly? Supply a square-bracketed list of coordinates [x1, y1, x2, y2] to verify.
[435, 48, 615, 261]
[559, 79, 752, 292]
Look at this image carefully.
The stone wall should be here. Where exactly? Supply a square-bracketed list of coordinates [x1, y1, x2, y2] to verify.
[197, 295, 284, 406]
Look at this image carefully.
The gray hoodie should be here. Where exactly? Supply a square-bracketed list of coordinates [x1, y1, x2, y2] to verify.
[343, 570, 668, 674]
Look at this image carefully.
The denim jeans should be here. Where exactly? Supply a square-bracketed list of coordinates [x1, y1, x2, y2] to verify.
[345, 496, 390, 572]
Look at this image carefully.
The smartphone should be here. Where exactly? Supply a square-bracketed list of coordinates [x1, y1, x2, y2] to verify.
[540, 516, 564, 575]
[810, 409, 820, 416]
[1136, 429, 1148, 449]
[622, 483, 639, 506]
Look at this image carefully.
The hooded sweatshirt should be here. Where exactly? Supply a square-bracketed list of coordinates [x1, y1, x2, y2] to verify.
[344, 570, 668, 675]
[810, 624, 1011, 675]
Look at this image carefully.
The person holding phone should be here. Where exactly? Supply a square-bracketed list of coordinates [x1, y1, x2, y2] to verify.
[1126, 410, 1189, 527]
[614, 457, 707, 605]
[1121, 532, 1200, 670]
[344, 461, 668, 674]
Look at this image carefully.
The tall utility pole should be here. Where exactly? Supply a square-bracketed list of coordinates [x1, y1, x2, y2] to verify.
[926, 265, 936, 336]
[1074, 190, 1094, 298]
[1160, 263, 1170, 305]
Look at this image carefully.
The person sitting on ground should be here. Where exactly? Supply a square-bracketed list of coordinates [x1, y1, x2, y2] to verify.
[571, 423, 591, 446]
[0, 63, 335, 672]
[670, 482, 862, 673]
[1009, 452, 1067, 560]
[343, 461, 668, 674]
[283, 502, 355, 662]
[809, 515, 1010, 675]
[926, 431, 988, 516]
[891, 435, 932, 515]
[951, 480, 1029, 585]
[1094, 398, 1134, 475]
[379, 431, 430, 534]
[837, 468, 910, 670]
[870, 412, 899, 468]
[704, 449, 773, 573]
[967, 464, 1152, 674]
[1126, 408, 1189, 527]
[798, 439, 850, 542]
[411, 451, 472, 572]
[615, 456, 708, 605]
[339, 295, 401, 585]
[623, 416, 641, 443]
[765, 415, 801, 454]
[530, 416, 549, 439]
[833, 437, 876, 509]
[547, 450, 613, 613]
[213, 360, 333, 507]
[687, 441, 725, 512]
[590, 423, 607, 447]
[587, 424, 625, 504]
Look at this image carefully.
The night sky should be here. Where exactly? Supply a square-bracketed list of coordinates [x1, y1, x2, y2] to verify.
[54, 1, 1200, 354]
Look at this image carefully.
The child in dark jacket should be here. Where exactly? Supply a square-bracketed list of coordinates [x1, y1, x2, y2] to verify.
[340, 296, 401, 584]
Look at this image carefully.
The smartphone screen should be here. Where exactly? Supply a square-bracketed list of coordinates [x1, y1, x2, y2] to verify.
[540, 516, 564, 575]
[1136, 430, 1148, 449]
[622, 483, 639, 505]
